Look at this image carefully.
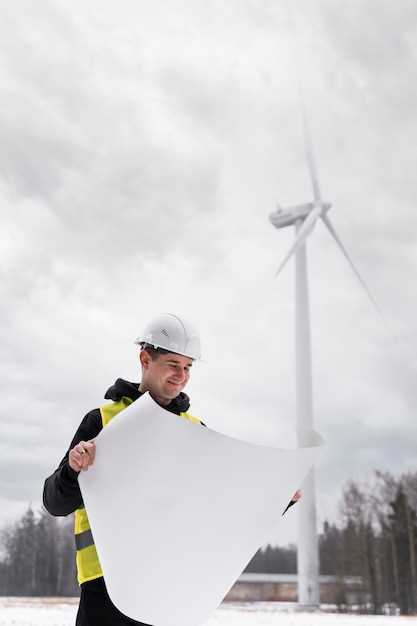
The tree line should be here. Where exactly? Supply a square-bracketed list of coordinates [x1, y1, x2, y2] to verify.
[246, 469, 417, 614]
[0, 469, 416, 614]
[0, 508, 79, 596]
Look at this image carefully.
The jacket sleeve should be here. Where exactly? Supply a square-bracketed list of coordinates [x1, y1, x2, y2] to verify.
[43, 409, 103, 516]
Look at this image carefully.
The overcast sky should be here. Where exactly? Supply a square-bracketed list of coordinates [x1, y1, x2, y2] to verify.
[1, 0, 416, 548]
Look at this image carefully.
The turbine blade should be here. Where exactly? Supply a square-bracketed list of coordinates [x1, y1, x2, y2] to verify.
[321, 213, 385, 320]
[284, 1, 323, 208]
[275, 206, 322, 277]
[301, 102, 322, 207]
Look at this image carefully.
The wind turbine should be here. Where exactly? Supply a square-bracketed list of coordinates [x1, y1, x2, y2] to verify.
[269, 104, 381, 606]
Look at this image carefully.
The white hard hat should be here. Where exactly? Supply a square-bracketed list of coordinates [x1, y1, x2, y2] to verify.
[134, 313, 201, 360]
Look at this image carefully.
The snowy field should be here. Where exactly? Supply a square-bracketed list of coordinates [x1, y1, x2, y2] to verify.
[0, 599, 416, 626]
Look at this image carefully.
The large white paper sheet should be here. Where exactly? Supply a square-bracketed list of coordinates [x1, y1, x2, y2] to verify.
[79, 393, 322, 626]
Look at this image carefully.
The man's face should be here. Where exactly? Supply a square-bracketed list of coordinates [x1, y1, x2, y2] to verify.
[141, 351, 192, 403]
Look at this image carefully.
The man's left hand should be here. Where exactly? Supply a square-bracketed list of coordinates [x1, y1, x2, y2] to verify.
[292, 489, 301, 502]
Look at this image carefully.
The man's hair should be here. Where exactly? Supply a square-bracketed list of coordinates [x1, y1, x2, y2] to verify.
[140, 342, 172, 361]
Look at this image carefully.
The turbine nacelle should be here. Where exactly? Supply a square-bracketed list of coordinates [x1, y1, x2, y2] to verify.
[270, 201, 383, 320]
[269, 202, 331, 230]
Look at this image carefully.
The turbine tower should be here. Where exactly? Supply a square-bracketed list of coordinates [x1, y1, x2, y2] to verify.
[269, 106, 381, 606]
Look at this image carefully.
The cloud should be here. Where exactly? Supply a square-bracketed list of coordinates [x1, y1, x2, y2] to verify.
[1, 0, 416, 548]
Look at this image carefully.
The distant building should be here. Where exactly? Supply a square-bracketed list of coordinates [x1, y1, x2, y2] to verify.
[225, 573, 370, 605]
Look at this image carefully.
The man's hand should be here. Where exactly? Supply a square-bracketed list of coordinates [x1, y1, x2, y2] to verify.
[69, 440, 96, 473]
[282, 489, 302, 516]
[292, 489, 301, 502]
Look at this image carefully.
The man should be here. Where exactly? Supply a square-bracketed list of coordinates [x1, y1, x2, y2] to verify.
[43, 313, 300, 626]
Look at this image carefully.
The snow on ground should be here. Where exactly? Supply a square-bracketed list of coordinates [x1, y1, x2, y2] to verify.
[0, 597, 77, 626]
[0, 599, 415, 626]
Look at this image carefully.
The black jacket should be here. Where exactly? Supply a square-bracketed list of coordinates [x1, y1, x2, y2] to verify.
[43, 379, 194, 517]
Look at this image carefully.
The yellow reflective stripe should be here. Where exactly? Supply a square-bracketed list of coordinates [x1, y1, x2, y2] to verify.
[100, 396, 133, 427]
[75, 529, 94, 550]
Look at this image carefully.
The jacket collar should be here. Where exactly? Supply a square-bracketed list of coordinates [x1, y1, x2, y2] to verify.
[104, 378, 190, 415]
